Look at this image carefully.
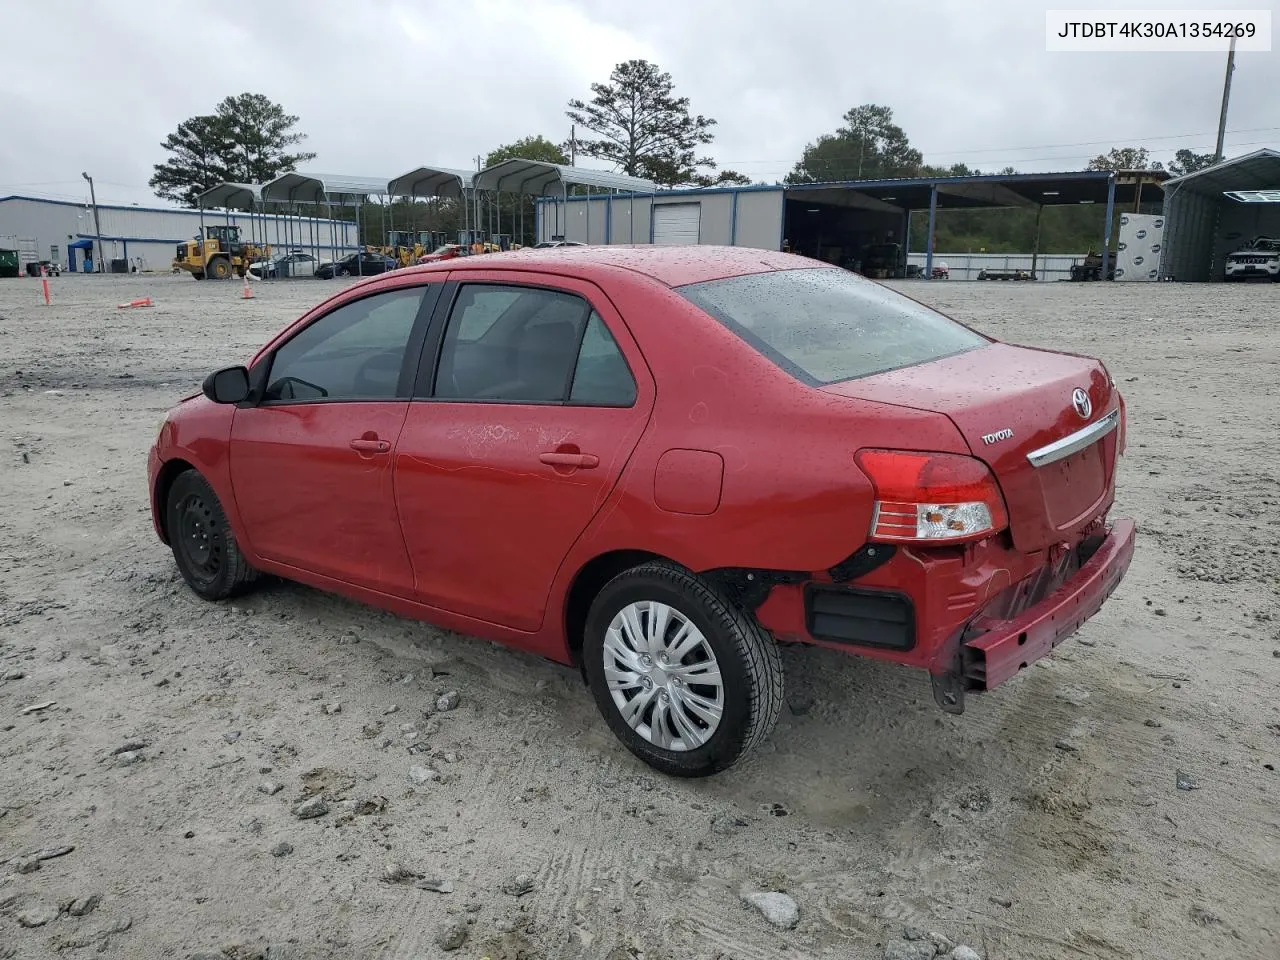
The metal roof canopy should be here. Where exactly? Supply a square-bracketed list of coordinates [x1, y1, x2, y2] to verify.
[260, 172, 390, 204]
[474, 159, 659, 195]
[785, 169, 1168, 211]
[1161, 148, 1280, 198]
[196, 182, 262, 210]
[387, 166, 475, 199]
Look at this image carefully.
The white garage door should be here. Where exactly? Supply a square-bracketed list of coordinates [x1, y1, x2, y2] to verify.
[652, 203, 701, 245]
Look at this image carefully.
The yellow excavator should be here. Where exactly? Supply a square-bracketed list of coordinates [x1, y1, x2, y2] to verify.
[172, 225, 270, 280]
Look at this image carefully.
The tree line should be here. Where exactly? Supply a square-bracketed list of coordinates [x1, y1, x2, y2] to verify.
[149, 64, 1219, 252]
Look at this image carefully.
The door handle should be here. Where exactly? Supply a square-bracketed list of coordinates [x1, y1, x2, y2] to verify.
[539, 451, 599, 469]
[349, 438, 391, 453]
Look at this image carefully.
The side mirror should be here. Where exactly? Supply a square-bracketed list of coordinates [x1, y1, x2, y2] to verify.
[202, 365, 251, 404]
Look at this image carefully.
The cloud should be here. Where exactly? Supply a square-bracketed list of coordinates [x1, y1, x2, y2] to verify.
[0, 0, 1274, 205]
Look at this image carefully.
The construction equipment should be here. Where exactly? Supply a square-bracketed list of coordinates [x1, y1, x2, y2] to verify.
[172, 225, 269, 280]
[1069, 251, 1115, 282]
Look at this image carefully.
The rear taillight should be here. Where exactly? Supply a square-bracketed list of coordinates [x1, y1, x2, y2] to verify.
[855, 449, 1009, 544]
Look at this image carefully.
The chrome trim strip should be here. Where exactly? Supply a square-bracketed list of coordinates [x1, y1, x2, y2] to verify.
[1026, 409, 1120, 467]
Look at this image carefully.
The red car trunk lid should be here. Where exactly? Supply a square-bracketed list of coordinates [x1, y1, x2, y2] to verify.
[824, 342, 1119, 552]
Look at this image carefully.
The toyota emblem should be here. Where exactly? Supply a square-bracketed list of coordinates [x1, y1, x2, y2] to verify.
[1072, 388, 1092, 419]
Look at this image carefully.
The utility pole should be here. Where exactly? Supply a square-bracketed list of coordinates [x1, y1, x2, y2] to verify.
[1214, 36, 1237, 163]
[81, 171, 102, 273]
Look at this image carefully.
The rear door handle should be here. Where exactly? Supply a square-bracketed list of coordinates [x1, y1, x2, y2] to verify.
[539, 451, 599, 469]
[349, 438, 391, 453]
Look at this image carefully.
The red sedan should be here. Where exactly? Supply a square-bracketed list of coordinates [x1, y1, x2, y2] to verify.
[148, 246, 1135, 777]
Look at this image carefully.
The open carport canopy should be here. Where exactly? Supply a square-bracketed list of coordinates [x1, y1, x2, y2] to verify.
[474, 159, 659, 196]
[786, 170, 1167, 211]
[260, 173, 389, 204]
[1161, 147, 1280, 198]
[387, 166, 475, 199]
[196, 182, 262, 210]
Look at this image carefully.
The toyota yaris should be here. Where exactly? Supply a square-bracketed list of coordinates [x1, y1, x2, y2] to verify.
[148, 245, 1135, 777]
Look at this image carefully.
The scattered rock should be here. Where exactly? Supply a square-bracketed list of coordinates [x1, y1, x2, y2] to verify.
[223, 730, 242, 743]
[33, 845, 75, 861]
[950, 948, 983, 960]
[1175, 770, 1201, 791]
[382, 705, 399, 716]
[270, 842, 293, 858]
[760, 802, 790, 817]
[436, 690, 460, 712]
[291, 797, 328, 819]
[13, 856, 41, 874]
[435, 919, 469, 951]
[1153, 608, 1167, 617]
[353, 797, 387, 816]
[930, 933, 955, 954]
[415, 877, 455, 894]
[988, 896, 1013, 909]
[711, 814, 748, 836]
[2, 670, 24, 681]
[383, 862, 418, 883]
[408, 765, 440, 785]
[18, 902, 58, 927]
[258, 780, 284, 796]
[1054, 739, 1079, 752]
[20, 700, 55, 715]
[1144, 719, 1163, 728]
[360, 722, 383, 739]
[1189, 903, 1220, 926]
[903, 924, 928, 941]
[65, 894, 102, 917]
[111, 750, 143, 767]
[787, 693, 814, 716]
[884, 941, 937, 960]
[500, 873, 535, 897]
[743, 891, 799, 929]
[322, 702, 342, 716]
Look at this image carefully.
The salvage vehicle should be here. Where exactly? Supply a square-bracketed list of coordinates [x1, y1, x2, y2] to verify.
[1223, 236, 1280, 281]
[148, 246, 1135, 777]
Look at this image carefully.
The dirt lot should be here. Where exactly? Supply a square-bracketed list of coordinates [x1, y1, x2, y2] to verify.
[1, 270, 1278, 960]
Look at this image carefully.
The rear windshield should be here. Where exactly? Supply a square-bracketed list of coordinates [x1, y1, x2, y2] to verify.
[677, 267, 989, 385]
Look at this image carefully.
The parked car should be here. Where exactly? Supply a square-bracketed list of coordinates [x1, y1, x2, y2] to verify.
[249, 252, 327, 279]
[148, 245, 1134, 777]
[533, 240, 586, 248]
[1223, 236, 1280, 281]
[417, 243, 469, 264]
[315, 252, 396, 279]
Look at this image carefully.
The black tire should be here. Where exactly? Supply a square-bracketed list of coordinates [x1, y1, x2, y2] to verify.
[165, 470, 258, 601]
[192, 271, 205, 281]
[582, 561, 783, 777]
[337, 267, 350, 277]
[207, 256, 232, 280]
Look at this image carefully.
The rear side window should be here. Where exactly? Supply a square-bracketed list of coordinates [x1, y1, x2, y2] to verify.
[677, 267, 989, 385]
[569, 311, 636, 406]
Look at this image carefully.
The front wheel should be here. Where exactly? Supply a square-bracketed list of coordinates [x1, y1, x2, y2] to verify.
[165, 470, 259, 601]
[582, 561, 784, 777]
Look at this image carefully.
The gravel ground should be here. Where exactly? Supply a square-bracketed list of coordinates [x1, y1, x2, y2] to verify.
[1, 270, 1278, 960]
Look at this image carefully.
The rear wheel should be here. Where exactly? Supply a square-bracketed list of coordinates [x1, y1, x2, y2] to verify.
[207, 256, 232, 280]
[582, 561, 783, 777]
[165, 470, 258, 601]
[192, 271, 205, 280]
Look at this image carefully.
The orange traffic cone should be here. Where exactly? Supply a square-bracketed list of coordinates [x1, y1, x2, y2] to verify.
[117, 297, 153, 309]
[241, 274, 254, 299]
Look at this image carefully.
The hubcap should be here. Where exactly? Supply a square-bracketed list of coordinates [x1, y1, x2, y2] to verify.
[602, 600, 724, 752]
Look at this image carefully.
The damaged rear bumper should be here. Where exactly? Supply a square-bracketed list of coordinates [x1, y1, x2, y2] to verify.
[932, 518, 1136, 711]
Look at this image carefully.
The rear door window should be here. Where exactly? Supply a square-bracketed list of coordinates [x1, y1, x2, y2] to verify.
[677, 267, 989, 385]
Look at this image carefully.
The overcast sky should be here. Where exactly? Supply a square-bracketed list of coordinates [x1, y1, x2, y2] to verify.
[1, 0, 1276, 206]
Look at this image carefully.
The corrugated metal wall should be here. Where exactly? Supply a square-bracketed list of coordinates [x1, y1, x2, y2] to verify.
[537, 187, 785, 249]
[1160, 185, 1219, 281]
[0, 196, 359, 272]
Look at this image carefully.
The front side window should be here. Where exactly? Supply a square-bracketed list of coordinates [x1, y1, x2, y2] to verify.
[433, 284, 592, 403]
[262, 287, 426, 402]
[677, 267, 989, 385]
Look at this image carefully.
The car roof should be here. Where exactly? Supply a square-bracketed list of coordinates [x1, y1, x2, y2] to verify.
[400, 244, 820, 288]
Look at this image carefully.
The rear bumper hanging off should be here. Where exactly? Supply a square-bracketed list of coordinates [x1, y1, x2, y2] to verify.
[934, 518, 1136, 709]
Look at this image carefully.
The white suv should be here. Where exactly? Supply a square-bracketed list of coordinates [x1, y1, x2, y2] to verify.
[1224, 236, 1280, 281]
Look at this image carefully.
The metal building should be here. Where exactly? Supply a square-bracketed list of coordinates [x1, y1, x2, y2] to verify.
[1159, 148, 1280, 281]
[0, 194, 359, 274]
[536, 171, 1167, 281]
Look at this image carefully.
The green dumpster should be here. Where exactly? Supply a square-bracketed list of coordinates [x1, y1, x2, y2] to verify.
[0, 249, 19, 279]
